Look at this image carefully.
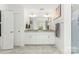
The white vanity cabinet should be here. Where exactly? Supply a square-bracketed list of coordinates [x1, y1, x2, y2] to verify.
[24, 31, 55, 44]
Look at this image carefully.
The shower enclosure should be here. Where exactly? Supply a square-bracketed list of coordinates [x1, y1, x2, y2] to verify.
[71, 4, 79, 53]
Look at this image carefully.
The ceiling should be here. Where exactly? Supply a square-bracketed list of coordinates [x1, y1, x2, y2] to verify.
[22, 4, 59, 9]
[7, 4, 59, 10]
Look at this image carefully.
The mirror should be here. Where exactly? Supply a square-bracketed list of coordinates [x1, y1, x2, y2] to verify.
[28, 17, 49, 30]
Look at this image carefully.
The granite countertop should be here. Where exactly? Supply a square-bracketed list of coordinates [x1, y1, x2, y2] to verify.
[24, 29, 55, 32]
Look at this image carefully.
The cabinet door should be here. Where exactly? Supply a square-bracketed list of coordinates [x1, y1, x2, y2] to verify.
[48, 33, 55, 44]
[1, 11, 14, 49]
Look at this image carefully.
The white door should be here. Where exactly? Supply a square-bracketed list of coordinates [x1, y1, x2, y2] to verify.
[1, 11, 14, 49]
[14, 12, 24, 46]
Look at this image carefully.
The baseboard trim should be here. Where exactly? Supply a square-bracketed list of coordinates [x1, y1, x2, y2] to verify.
[24, 44, 56, 46]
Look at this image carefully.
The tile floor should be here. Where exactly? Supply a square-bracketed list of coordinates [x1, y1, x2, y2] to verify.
[0, 45, 61, 54]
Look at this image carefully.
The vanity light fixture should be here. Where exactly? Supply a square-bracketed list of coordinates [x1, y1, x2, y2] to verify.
[43, 13, 50, 17]
[29, 13, 37, 17]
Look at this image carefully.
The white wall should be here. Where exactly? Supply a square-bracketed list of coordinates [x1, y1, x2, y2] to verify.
[53, 5, 71, 54]
[64, 4, 71, 54]
[52, 5, 64, 53]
